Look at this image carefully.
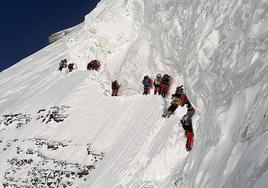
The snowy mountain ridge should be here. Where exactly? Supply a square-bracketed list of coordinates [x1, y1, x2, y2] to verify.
[0, 0, 268, 188]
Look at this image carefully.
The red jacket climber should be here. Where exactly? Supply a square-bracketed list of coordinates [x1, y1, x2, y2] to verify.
[160, 74, 172, 97]
[111, 80, 120, 96]
[175, 85, 195, 151]
[87, 60, 101, 71]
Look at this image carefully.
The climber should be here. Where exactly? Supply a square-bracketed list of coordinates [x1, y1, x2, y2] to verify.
[142, 75, 152, 95]
[173, 85, 184, 98]
[181, 115, 194, 151]
[162, 95, 181, 118]
[58, 59, 67, 71]
[111, 80, 120, 96]
[160, 74, 172, 97]
[153, 74, 162, 95]
[177, 86, 195, 151]
[68, 63, 75, 72]
[87, 60, 101, 71]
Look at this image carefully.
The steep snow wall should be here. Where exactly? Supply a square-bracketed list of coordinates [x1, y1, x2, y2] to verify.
[79, 0, 268, 187]
[160, 1, 268, 187]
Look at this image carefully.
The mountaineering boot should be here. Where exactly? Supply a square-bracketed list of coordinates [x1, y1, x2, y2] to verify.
[166, 111, 172, 118]
[162, 111, 167, 118]
[162, 111, 172, 118]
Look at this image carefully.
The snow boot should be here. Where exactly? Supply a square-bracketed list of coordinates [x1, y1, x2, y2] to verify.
[166, 111, 172, 118]
[162, 110, 172, 118]
[162, 111, 167, 117]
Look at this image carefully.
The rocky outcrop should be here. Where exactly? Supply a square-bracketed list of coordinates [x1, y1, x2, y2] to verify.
[2, 138, 104, 188]
[48, 28, 74, 44]
[0, 105, 70, 132]
[48, 31, 69, 44]
[36, 105, 70, 124]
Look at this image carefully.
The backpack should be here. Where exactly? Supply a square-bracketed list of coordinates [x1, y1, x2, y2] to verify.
[60, 59, 67, 68]
[162, 74, 170, 85]
[112, 81, 118, 89]
[154, 78, 161, 85]
[154, 74, 162, 85]
[87, 63, 91, 70]
[143, 76, 151, 87]
[96, 60, 101, 67]
[68, 63, 74, 69]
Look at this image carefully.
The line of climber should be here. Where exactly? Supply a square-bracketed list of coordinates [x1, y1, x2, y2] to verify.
[141, 74, 172, 97]
[58, 59, 194, 151]
[110, 73, 195, 151]
[58, 59, 101, 72]
[141, 73, 195, 151]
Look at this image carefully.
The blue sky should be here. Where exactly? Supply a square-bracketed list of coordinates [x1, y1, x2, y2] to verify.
[0, 0, 100, 71]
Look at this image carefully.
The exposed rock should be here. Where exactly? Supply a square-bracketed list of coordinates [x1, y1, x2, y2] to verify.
[0, 113, 32, 129]
[3, 138, 104, 188]
[36, 105, 70, 124]
[48, 27, 75, 44]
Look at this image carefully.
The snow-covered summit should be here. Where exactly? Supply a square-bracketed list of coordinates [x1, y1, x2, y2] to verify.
[0, 0, 268, 188]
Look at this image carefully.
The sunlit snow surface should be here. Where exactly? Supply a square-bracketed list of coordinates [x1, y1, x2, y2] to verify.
[0, 0, 268, 188]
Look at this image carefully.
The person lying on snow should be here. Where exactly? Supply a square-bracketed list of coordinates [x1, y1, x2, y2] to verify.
[87, 59, 101, 71]
[153, 73, 162, 95]
[142, 75, 153, 95]
[162, 95, 181, 118]
[111, 80, 120, 96]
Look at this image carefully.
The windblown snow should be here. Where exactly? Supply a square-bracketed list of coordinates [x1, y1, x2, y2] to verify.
[0, 0, 268, 188]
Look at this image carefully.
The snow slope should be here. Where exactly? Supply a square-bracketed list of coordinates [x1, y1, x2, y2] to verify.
[0, 0, 268, 188]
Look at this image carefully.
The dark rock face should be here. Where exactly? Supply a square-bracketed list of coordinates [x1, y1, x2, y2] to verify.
[0, 113, 32, 129]
[48, 29, 73, 44]
[36, 106, 70, 124]
[0, 106, 70, 132]
[2, 138, 19, 152]
[86, 144, 104, 162]
[2, 138, 104, 188]
[0, 105, 104, 187]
